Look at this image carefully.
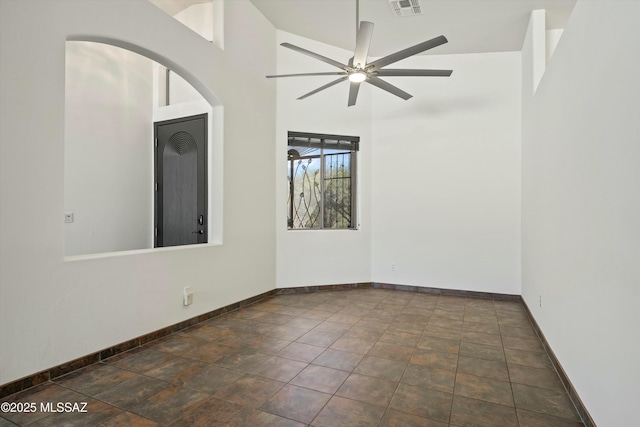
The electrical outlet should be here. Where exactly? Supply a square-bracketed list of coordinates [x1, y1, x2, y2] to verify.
[183, 286, 193, 306]
[391, 263, 396, 272]
[539, 295, 542, 307]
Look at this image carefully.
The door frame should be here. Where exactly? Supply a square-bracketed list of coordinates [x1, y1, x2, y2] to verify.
[154, 113, 208, 247]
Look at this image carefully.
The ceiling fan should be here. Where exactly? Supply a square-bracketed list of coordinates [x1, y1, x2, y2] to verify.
[265, 0, 452, 107]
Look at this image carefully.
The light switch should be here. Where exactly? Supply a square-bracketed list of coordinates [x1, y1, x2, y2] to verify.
[64, 212, 74, 223]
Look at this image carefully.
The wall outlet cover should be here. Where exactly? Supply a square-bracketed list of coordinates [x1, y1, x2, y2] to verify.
[183, 286, 193, 306]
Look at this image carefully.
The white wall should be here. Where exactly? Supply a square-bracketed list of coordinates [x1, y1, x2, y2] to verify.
[153, 1, 218, 106]
[545, 29, 563, 65]
[64, 42, 154, 256]
[167, 0, 224, 49]
[275, 31, 373, 287]
[371, 52, 522, 295]
[0, 0, 276, 385]
[274, 34, 522, 294]
[168, 70, 205, 105]
[174, 1, 215, 42]
[521, 1, 640, 425]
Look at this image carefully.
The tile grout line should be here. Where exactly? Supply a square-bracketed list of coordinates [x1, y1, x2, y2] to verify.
[333, 294, 396, 427]
[446, 297, 464, 427]
[520, 300, 594, 427]
[497, 300, 522, 427]
[499, 302, 587, 426]
[372, 294, 417, 427]
[260, 294, 355, 426]
[37, 364, 146, 427]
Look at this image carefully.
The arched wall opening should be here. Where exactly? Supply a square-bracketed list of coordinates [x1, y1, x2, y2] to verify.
[64, 39, 223, 257]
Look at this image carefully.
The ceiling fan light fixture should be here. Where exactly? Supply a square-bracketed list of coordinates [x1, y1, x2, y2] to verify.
[348, 71, 367, 82]
[266, 0, 451, 106]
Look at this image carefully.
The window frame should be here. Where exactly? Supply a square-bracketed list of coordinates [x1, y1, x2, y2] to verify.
[287, 131, 359, 230]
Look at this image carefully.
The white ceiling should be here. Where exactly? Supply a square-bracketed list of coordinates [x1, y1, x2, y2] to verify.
[249, 0, 576, 56]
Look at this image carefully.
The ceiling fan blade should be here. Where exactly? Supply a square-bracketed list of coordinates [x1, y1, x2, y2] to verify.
[353, 21, 374, 69]
[367, 76, 412, 100]
[297, 76, 349, 100]
[376, 69, 453, 77]
[281, 43, 347, 70]
[348, 81, 361, 107]
[266, 72, 347, 78]
[366, 35, 448, 71]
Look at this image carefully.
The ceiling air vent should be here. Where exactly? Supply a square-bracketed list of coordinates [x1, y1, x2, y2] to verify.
[388, 0, 422, 17]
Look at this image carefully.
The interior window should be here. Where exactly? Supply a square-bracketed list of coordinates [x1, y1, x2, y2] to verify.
[64, 41, 213, 257]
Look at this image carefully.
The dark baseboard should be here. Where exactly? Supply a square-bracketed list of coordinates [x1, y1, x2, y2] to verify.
[521, 301, 595, 427]
[372, 282, 522, 301]
[275, 282, 372, 294]
[0, 289, 276, 399]
[277, 282, 522, 302]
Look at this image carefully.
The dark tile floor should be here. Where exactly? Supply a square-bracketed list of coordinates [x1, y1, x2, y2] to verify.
[1, 289, 583, 426]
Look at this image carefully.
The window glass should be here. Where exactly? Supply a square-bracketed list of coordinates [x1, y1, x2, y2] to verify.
[287, 132, 358, 230]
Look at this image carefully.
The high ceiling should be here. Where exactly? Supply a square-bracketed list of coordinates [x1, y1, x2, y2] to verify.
[249, 0, 576, 56]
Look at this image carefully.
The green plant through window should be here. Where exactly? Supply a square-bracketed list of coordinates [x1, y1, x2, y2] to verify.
[287, 132, 359, 230]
